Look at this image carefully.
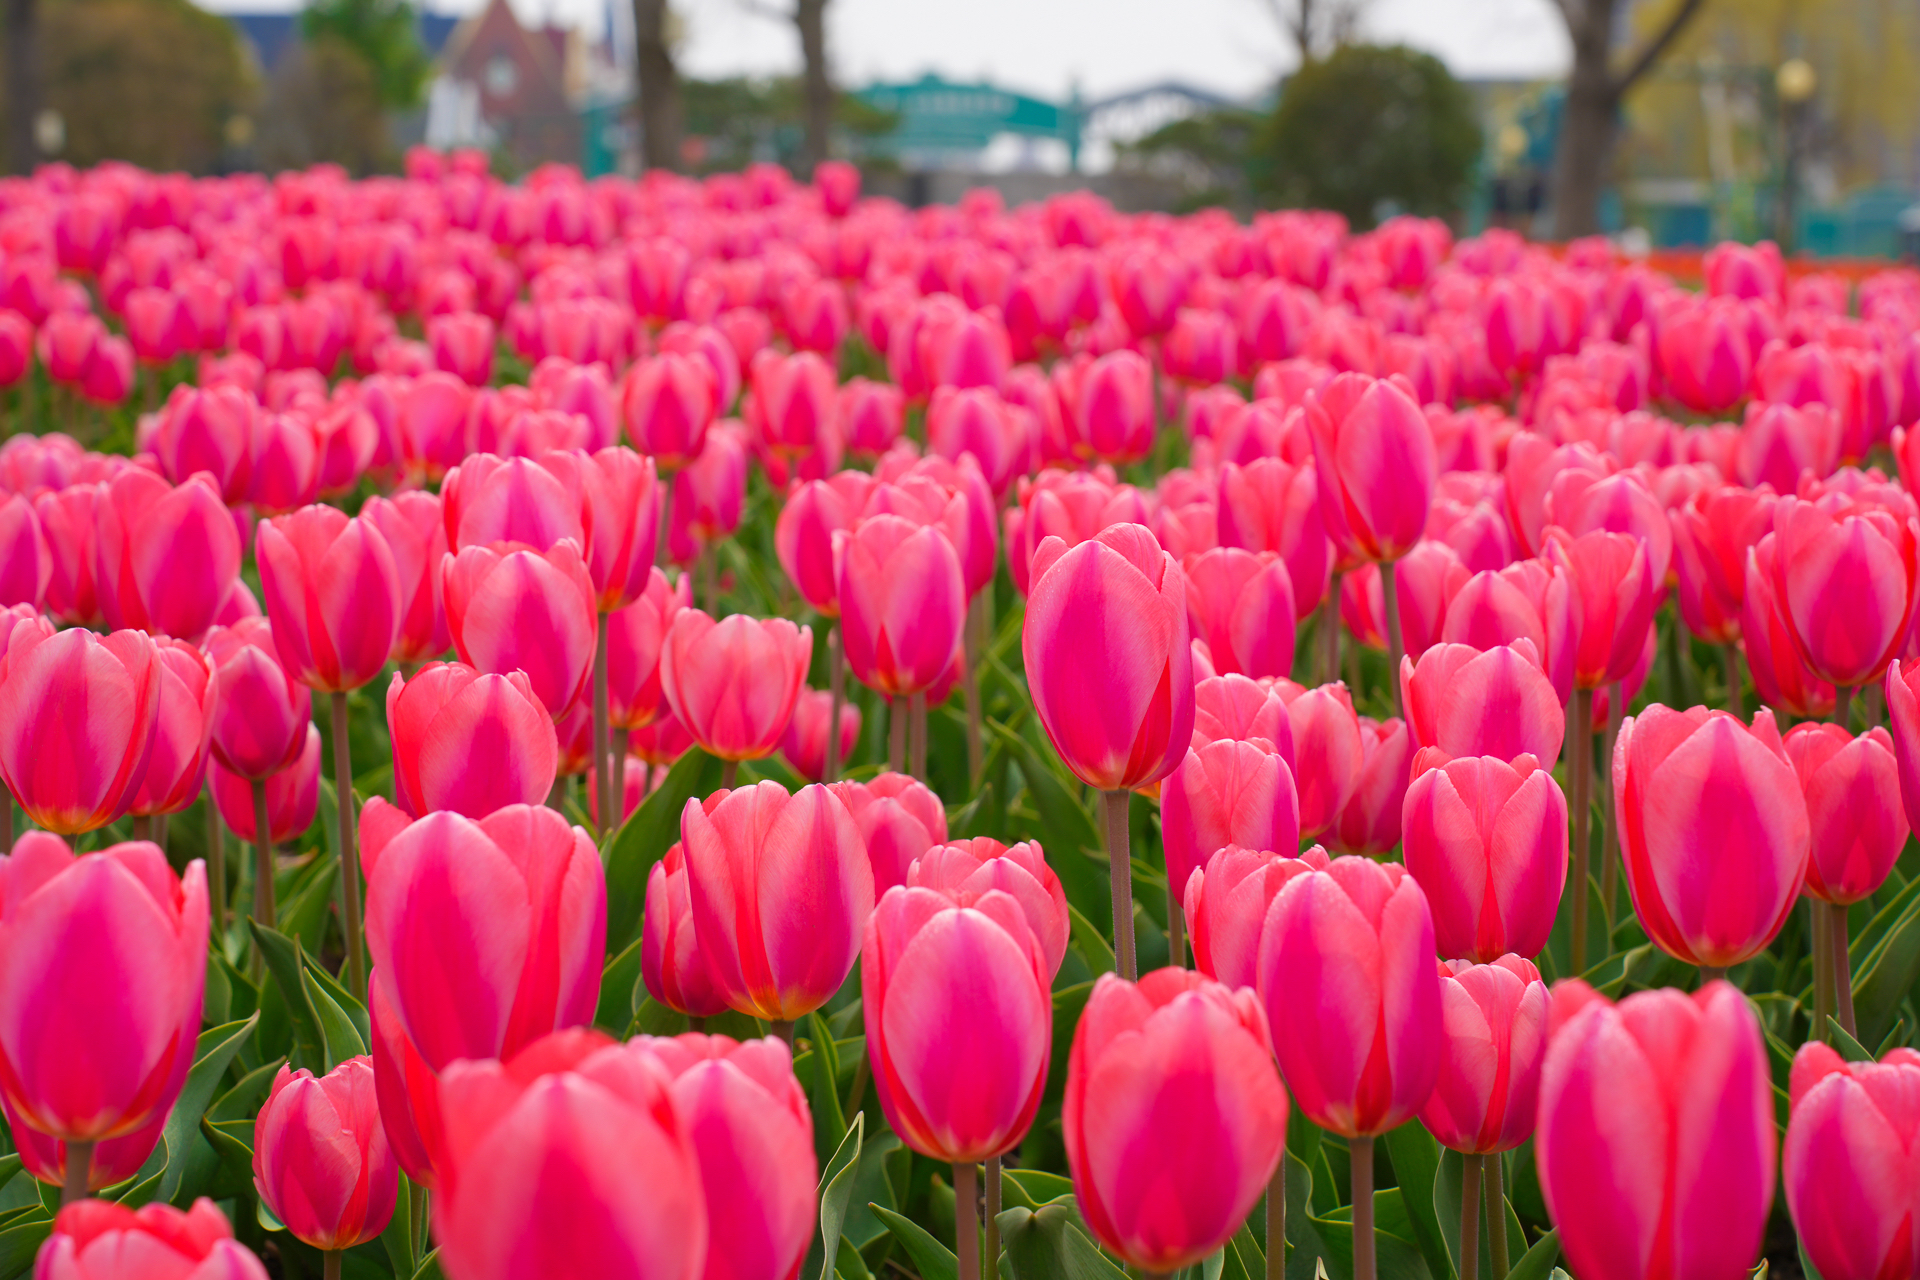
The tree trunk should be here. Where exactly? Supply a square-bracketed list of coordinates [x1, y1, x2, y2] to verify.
[6, 0, 40, 175]
[795, 0, 831, 173]
[1549, 0, 1619, 239]
[632, 0, 683, 171]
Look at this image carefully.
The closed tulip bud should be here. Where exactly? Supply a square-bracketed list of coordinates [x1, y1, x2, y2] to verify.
[0, 494, 47, 610]
[80, 336, 132, 406]
[441, 453, 585, 553]
[0, 313, 29, 390]
[745, 350, 837, 462]
[35, 485, 101, 626]
[212, 724, 320, 843]
[774, 475, 863, 616]
[638, 1034, 818, 1280]
[1274, 680, 1363, 839]
[1743, 535, 1836, 718]
[1024, 524, 1195, 791]
[149, 385, 256, 502]
[1544, 527, 1656, 690]
[257, 506, 403, 694]
[607, 568, 688, 730]
[908, 838, 1069, 978]
[1162, 738, 1300, 905]
[622, 353, 717, 472]
[1782, 723, 1907, 904]
[631, 711, 695, 770]
[1401, 640, 1566, 763]
[1259, 856, 1443, 1137]
[829, 771, 947, 893]
[1069, 350, 1155, 465]
[95, 470, 241, 643]
[1769, 495, 1920, 689]
[248, 413, 321, 514]
[428, 312, 494, 386]
[1216, 457, 1331, 616]
[126, 639, 216, 818]
[1440, 557, 1577, 704]
[1192, 673, 1295, 759]
[1184, 843, 1328, 991]
[1403, 751, 1568, 962]
[1737, 401, 1840, 492]
[1538, 980, 1775, 1280]
[839, 377, 905, 458]
[1182, 547, 1298, 679]
[204, 618, 312, 781]
[35, 1199, 270, 1280]
[1064, 969, 1288, 1274]
[0, 836, 207, 1166]
[660, 610, 811, 762]
[926, 385, 1028, 495]
[1419, 956, 1548, 1154]
[1327, 716, 1413, 856]
[432, 1033, 706, 1280]
[1614, 705, 1810, 968]
[1884, 658, 1920, 834]
[0, 628, 160, 834]
[642, 842, 729, 1019]
[668, 424, 749, 563]
[839, 514, 966, 697]
[1672, 485, 1774, 645]
[1784, 1041, 1920, 1280]
[1340, 541, 1468, 660]
[443, 539, 597, 719]
[361, 492, 451, 666]
[1306, 372, 1435, 565]
[579, 447, 660, 611]
[252, 1056, 398, 1251]
[780, 689, 862, 783]
[363, 804, 606, 1184]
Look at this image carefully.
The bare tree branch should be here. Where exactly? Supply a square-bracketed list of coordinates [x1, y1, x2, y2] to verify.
[733, 0, 796, 23]
[1611, 0, 1708, 98]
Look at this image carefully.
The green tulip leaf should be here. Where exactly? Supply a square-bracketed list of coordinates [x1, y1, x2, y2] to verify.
[1507, 1229, 1561, 1280]
[869, 1204, 958, 1280]
[998, 1202, 1127, 1280]
[811, 1113, 864, 1280]
[601, 748, 722, 953]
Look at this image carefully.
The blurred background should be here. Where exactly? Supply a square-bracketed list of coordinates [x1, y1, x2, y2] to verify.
[1, 0, 1916, 254]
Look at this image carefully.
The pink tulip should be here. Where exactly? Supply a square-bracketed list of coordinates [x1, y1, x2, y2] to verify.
[34, 484, 101, 626]
[779, 689, 862, 783]
[745, 349, 837, 463]
[442, 540, 597, 718]
[1066, 350, 1154, 465]
[1023, 523, 1195, 791]
[863, 886, 1052, 1160]
[1417, 956, 1548, 1155]
[660, 610, 812, 762]
[1440, 556, 1577, 703]
[1768, 495, 1920, 690]
[203, 618, 311, 781]
[679, 781, 874, 1022]
[432, 1032, 705, 1280]
[1274, 680, 1363, 839]
[668, 424, 749, 564]
[1192, 673, 1295, 758]
[441, 454, 585, 553]
[361, 491, 451, 666]
[1783, 722, 1908, 904]
[252, 1056, 398, 1251]
[257, 506, 402, 694]
[35, 1199, 270, 1280]
[1327, 716, 1414, 856]
[621, 353, 717, 472]
[1064, 969, 1287, 1273]
[829, 771, 947, 893]
[1403, 751, 1568, 962]
[1738, 401, 1840, 492]
[1162, 738, 1300, 904]
[1306, 372, 1435, 565]
[362, 802, 606, 1185]
[211, 724, 320, 843]
[1544, 467, 1673, 587]
[1671, 485, 1776, 645]
[839, 377, 905, 458]
[429, 312, 494, 386]
[1613, 705, 1810, 968]
[1005, 468, 1150, 594]
[579, 447, 661, 611]
[94, 470, 241, 643]
[1884, 657, 1920, 834]
[247, 413, 321, 515]
[1340, 540, 1468, 661]
[0, 493, 47, 610]
[149, 385, 256, 501]
[1215, 457, 1331, 615]
[838, 514, 966, 697]
[637, 1034, 818, 1280]
[1258, 856, 1443, 1137]
[607, 567, 688, 730]
[908, 838, 1069, 978]
[1184, 843, 1328, 991]
[926, 385, 1028, 495]
[1538, 980, 1775, 1280]
[0, 628, 160, 834]
[1784, 1041, 1920, 1280]
[642, 842, 729, 1019]
[1544, 527, 1656, 690]
[1743, 535, 1836, 718]
[0, 835, 206, 1178]
[774, 474, 866, 616]
[1182, 547, 1298, 679]
[386, 663, 557, 819]
[125, 638, 216, 819]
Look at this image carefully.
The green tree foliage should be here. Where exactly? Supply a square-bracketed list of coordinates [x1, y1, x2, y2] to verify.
[1254, 43, 1482, 228]
[1118, 106, 1266, 212]
[680, 76, 897, 173]
[299, 0, 430, 110]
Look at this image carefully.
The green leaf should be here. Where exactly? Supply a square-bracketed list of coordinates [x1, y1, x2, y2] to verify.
[279, 855, 338, 960]
[1828, 1016, 1876, 1063]
[1219, 1221, 1266, 1280]
[381, 1176, 419, 1277]
[1431, 1150, 1525, 1280]
[1380, 1122, 1450, 1279]
[302, 966, 368, 1072]
[808, 1011, 848, 1165]
[0, 1209, 51, 1280]
[1851, 889, 1920, 1048]
[869, 1204, 959, 1280]
[601, 748, 722, 952]
[249, 921, 325, 1071]
[998, 1202, 1129, 1280]
[119, 1015, 257, 1207]
[412, 1247, 445, 1280]
[1000, 1168, 1075, 1210]
[302, 955, 371, 1049]
[596, 936, 646, 1035]
[812, 1113, 865, 1280]
[1507, 1229, 1561, 1280]
[1066, 903, 1115, 976]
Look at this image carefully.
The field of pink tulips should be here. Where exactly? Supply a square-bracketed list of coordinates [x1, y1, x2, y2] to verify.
[1, 147, 1920, 1280]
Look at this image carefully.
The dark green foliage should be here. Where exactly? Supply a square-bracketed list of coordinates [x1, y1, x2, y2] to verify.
[299, 0, 431, 110]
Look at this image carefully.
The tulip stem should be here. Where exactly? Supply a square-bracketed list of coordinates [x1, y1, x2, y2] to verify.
[1831, 902, 1857, 1038]
[656, 476, 674, 568]
[770, 1018, 795, 1047]
[0, 800, 9, 853]
[1722, 643, 1744, 718]
[909, 693, 928, 782]
[985, 1155, 1002, 1280]
[720, 760, 737, 790]
[131, 814, 150, 841]
[251, 778, 275, 940]
[1486, 1155, 1509, 1278]
[962, 595, 985, 785]
[1381, 560, 1404, 717]
[1321, 571, 1343, 686]
[825, 625, 845, 783]
[1700, 965, 1727, 983]
[324, 1251, 342, 1280]
[153, 813, 167, 854]
[1459, 1153, 1481, 1280]
[61, 1141, 91, 1207]
[888, 697, 906, 772]
[1103, 789, 1136, 981]
[332, 691, 367, 1000]
[1599, 680, 1624, 926]
[953, 1161, 980, 1280]
[205, 783, 226, 947]
[1350, 1136, 1375, 1280]
[1265, 1149, 1285, 1280]
[1812, 900, 1833, 1042]
[1570, 688, 1592, 975]
[593, 612, 613, 842]
[409, 1184, 427, 1266]
[1167, 885, 1186, 968]
[1866, 683, 1885, 730]
[1836, 683, 1854, 730]
[614, 729, 630, 810]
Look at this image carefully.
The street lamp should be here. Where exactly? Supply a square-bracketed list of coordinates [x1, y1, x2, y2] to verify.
[1776, 58, 1817, 249]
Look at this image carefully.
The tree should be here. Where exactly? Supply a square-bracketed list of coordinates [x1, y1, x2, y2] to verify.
[1118, 107, 1266, 211]
[1252, 0, 1370, 63]
[300, 0, 430, 110]
[1254, 43, 1481, 228]
[632, 0, 684, 170]
[6, 0, 39, 173]
[737, 0, 834, 173]
[1548, 0, 1709, 238]
[256, 34, 390, 173]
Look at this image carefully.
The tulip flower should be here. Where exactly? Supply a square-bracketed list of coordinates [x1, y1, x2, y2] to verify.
[1538, 980, 1775, 1280]
[362, 802, 606, 1185]
[621, 352, 717, 472]
[441, 454, 585, 553]
[361, 491, 451, 667]
[252, 1056, 398, 1254]
[830, 771, 947, 894]
[908, 838, 1069, 978]
[1327, 716, 1413, 856]
[578, 446, 661, 611]
[1784, 1041, 1920, 1280]
[745, 349, 837, 463]
[1064, 969, 1287, 1274]
[35, 1199, 270, 1279]
[125, 638, 216, 821]
[1614, 705, 1809, 972]
[210, 724, 320, 844]
[94, 469, 241, 643]
[1768, 495, 1920, 693]
[1182, 547, 1298, 679]
[679, 781, 874, 1026]
[642, 843, 729, 1020]
[838, 514, 967, 697]
[248, 413, 321, 514]
[1403, 752, 1568, 962]
[1785, 723, 1907, 906]
[1884, 657, 1920, 833]
[0, 835, 207, 1199]
[1192, 672, 1295, 758]
[147, 384, 257, 502]
[1418, 955, 1548, 1153]
[774, 475, 864, 616]
[429, 311, 494, 385]
[926, 384, 1028, 495]
[0, 493, 47, 610]
[0, 627, 160, 835]
[638, 1034, 818, 1280]
[1401, 641, 1566, 764]
[841, 377, 906, 458]
[1183, 843, 1328, 991]
[668, 423, 750, 564]
[1274, 679, 1364, 839]
[1306, 372, 1435, 567]
[1671, 485, 1778, 710]
[1439, 557, 1576, 704]
[1067, 349, 1155, 464]
[1161, 738, 1300, 917]
[1544, 527, 1656, 692]
[1340, 541, 1468, 662]
[1743, 534, 1837, 719]
[34, 484, 101, 626]
[203, 618, 311, 781]
[432, 1033, 706, 1280]
[1215, 457, 1330, 617]
[443, 539, 597, 719]
[780, 689, 862, 783]
[257, 506, 403, 694]
[658, 609, 811, 771]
